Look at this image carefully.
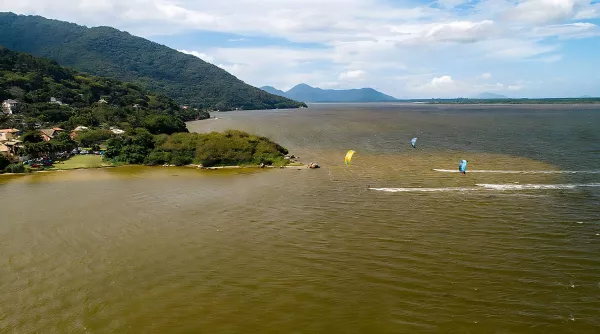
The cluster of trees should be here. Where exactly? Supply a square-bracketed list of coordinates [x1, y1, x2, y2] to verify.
[0, 46, 205, 132]
[19, 130, 77, 158]
[0, 155, 25, 173]
[104, 129, 290, 167]
[0, 13, 308, 111]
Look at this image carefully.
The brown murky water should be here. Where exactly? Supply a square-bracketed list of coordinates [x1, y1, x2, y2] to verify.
[1, 103, 600, 332]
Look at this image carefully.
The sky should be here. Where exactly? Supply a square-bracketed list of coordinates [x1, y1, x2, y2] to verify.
[2, 0, 600, 98]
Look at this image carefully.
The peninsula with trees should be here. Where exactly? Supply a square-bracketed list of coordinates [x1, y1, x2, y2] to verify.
[0, 47, 294, 173]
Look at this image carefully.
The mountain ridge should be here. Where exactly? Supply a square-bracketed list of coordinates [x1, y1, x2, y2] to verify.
[260, 83, 398, 102]
[473, 92, 508, 99]
[0, 12, 306, 111]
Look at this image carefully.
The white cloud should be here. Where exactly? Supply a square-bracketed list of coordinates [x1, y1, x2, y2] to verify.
[178, 49, 215, 63]
[339, 70, 366, 80]
[431, 75, 454, 86]
[508, 84, 523, 91]
[481, 72, 492, 79]
[480, 39, 559, 59]
[3, 0, 600, 97]
[407, 74, 527, 97]
[423, 20, 497, 43]
[574, 3, 600, 19]
[502, 0, 588, 24]
[531, 22, 600, 39]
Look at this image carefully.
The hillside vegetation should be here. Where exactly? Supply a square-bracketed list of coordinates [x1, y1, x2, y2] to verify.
[0, 46, 203, 132]
[0, 12, 307, 111]
[0, 47, 292, 171]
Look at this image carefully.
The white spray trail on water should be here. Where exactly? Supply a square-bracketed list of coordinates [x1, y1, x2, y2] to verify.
[370, 183, 600, 193]
[432, 169, 600, 174]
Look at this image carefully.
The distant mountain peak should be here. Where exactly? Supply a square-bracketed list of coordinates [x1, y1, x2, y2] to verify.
[262, 84, 398, 103]
[474, 92, 508, 99]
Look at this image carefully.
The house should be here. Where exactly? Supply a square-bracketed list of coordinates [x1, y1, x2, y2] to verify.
[49, 97, 64, 105]
[2, 140, 23, 157]
[40, 128, 64, 141]
[73, 125, 89, 132]
[2, 99, 18, 114]
[0, 143, 9, 157]
[109, 127, 125, 135]
[0, 128, 19, 142]
[70, 125, 89, 139]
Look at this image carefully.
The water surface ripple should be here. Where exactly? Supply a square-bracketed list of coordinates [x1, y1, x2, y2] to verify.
[1, 104, 600, 332]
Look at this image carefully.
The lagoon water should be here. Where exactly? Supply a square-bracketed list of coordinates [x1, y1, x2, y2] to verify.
[2, 103, 600, 332]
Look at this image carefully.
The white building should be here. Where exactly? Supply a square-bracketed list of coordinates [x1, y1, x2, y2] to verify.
[50, 97, 64, 105]
[2, 99, 18, 114]
[110, 127, 125, 135]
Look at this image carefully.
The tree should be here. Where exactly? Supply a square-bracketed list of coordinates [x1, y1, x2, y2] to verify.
[21, 130, 43, 143]
[50, 131, 77, 151]
[143, 114, 187, 135]
[0, 154, 10, 171]
[75, 129, 113, 147]
[0, 112, 8, 126]
[23, 141, 52, 158]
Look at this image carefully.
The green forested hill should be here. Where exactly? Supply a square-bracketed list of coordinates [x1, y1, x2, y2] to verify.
[0, 46, 202, 133]
[0, 12, 307, 111]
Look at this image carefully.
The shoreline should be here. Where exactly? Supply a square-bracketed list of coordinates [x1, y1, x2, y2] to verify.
[0, 162, 311, 176]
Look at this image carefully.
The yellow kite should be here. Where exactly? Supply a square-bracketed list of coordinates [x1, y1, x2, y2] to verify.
[345, 150, 355, 165]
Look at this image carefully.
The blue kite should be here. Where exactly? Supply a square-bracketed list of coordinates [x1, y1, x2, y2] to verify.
[411, 137, 417, 148]
[458, 159, 468, 174]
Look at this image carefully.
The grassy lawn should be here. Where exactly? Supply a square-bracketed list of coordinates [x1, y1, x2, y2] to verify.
[52, 155, 112, 170]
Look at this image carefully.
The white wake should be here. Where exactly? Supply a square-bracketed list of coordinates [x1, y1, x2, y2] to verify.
[432, 169, 600, 174]
[370, 183, 600, 193]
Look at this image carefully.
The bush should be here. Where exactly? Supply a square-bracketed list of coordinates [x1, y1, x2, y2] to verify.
[0, 154, 10, 170]
[170, 151, 194, 166]
[143, 114, 187, 135]
[144, 151, 171, 165]
[21, 130, 44, 143]
[4, 163, 26, 173]
[76, 129, 113, 146]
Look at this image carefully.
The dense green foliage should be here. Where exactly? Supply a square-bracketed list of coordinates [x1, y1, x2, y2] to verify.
[20, 131, 77, 158]
[105, 129, 289, 167]
[0, 154, 10, 170]
[0, 12, 307, 111]
[0, 46, 206, 132]
[4, 162, 25, 173]
[74, 129, 113, 147]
